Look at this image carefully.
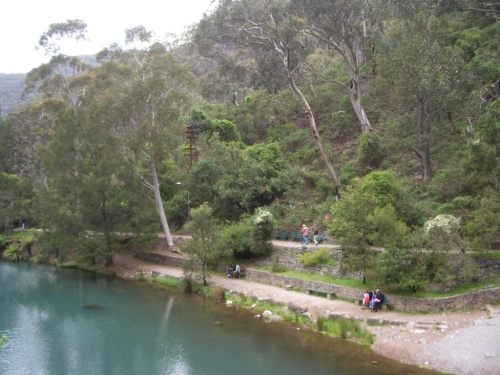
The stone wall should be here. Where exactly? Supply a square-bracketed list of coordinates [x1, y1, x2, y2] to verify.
[254, 245, 360, 278]
[245, 268, 500, 312]
[473, 257, 500, 279]
[135, 251, 187, 268]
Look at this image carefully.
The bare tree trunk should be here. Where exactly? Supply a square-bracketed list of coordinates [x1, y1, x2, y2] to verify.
[349, 79, 373, 132]
[150, 157, 174, 249]
[289, 76, 342, 197]
[418, 101, 432, 182]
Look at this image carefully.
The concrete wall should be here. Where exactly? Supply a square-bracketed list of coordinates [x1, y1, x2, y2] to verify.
[245, 268, 500, 312]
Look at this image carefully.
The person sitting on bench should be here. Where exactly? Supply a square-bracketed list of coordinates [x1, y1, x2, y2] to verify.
[234, 264, 241, 278]
[372, 289, 385, 312]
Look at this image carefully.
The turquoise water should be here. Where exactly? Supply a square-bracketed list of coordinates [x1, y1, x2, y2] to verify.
[0, 262, 438, 375]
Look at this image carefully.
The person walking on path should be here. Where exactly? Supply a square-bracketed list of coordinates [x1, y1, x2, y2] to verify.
[312, 225, 319, 245]
[301, 224, 309, 245]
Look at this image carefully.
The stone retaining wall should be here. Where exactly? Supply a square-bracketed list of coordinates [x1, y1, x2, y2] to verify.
[135, 251, 187, 268]
[245, 268, 500, 312]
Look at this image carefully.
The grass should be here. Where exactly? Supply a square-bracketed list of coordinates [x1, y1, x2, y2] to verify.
[317, 317, 374, 346]
[388, 279, 500, 298]
[254, 265, 499, 299]
[152, 276, 183, 288]
[224, 292, 373, 346]
[255, 266, 377, 289]
[468, 251, 500, 260]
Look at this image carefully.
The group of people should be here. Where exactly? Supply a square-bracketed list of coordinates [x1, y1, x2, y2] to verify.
[301, 224, 319, 246]
[227, 264, 241, 278]
[362, 289, 385, 312]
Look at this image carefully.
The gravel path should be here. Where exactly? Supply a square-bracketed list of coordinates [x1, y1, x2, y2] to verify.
[102, 253, 499, 375]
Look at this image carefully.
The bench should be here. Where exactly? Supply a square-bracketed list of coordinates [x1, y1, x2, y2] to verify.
[354, 298, 390, 310]
[307, 289, 335, 300]
[291, 231, 302, 242]
[233, 266, 246, 279]
[275, 230, 290, 240]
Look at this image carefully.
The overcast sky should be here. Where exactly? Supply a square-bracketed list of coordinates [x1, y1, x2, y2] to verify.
[1, 0, 215, 74]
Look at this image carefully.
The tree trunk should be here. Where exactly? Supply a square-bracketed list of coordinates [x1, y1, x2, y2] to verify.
[286, 66, 342, 197]
[150, 157, 174, 249]
[419, 101, 432, 182]
[349, 79, 373, 133]
[105, 255, 113, 266]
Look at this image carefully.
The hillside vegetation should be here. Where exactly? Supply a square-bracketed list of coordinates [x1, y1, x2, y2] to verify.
[1, 1, 499, 293]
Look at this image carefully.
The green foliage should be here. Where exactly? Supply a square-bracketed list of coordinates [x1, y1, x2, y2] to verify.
[321, 318, 374, 346]
[180, 203, 228, 285]
[299, 248, 336, 267]
[356, 132, 384, 175]
[2, 244, 25, 261]
[218, 209, 274, 259]
[466, 188, 500, 250]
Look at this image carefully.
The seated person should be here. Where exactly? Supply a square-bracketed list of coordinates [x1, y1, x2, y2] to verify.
[372, 289, 385, 312]
[234, 264, 241, 278]
[228, 264, 235, 278]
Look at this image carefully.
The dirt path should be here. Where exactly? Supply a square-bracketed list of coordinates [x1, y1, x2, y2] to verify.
[99, 253, 499, 375]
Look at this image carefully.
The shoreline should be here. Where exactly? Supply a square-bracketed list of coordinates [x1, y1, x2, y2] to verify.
[86, 253, 499, 375]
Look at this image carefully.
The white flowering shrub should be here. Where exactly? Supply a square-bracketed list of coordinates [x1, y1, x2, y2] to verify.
[424, 214, 461, 235]
[424, 214, 462, 251]
[252, 208, 274, 254]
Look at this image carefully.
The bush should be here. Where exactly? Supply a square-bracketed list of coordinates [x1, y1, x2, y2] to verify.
[356, 132, 384, 175]
[299, 248, 336, 267]
[2, 244, 27, 262]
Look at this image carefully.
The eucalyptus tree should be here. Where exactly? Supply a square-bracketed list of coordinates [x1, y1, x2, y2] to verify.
[94, 27, 195, 249]
[12, 20, 94, 190]
[292, 0, 380, 133]
[374, 6, 475, 182]
[198, 0, 342, 196]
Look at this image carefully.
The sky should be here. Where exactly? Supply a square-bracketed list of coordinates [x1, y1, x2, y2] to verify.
[1, 0, 216, 74]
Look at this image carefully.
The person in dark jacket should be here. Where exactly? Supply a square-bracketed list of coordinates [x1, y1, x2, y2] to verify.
[372, 289, 385, 312]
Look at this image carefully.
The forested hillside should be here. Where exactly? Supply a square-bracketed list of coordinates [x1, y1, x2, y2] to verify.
[0, 73, 25, 118]
[1, 0, 499, 292]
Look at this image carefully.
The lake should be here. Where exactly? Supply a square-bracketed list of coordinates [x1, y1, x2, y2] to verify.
[0, 261, 438, 375]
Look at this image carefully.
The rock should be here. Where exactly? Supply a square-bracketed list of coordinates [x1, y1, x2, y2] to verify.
[414, 329, 425, 334]
[251, 303, 257, 309]
[263, 310, 273, 318]
[254, 314, 261, 319]
[289, 303, 308, 313]
[268, 315, 284, 322]
[151, 270, 160, 276]
[301, 312, 311, 319]
[83, 304, 101, 310]
[226, 300, 233, 306]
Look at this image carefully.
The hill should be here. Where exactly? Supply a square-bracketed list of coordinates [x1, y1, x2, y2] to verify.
[0, 73, 25, 118]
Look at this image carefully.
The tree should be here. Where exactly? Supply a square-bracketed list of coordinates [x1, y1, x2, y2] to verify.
[329, 179, 379, 283]
[94, 28, 195, 250]
[180, 203, 228, 285]
[198, 0, 342, 196]
[375, 5, 475, 182]
[293, 0, 379, 132]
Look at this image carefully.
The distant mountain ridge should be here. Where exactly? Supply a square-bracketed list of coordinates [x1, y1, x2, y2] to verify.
[0, 54, 98, 118]
[0, 73, 26, 118]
